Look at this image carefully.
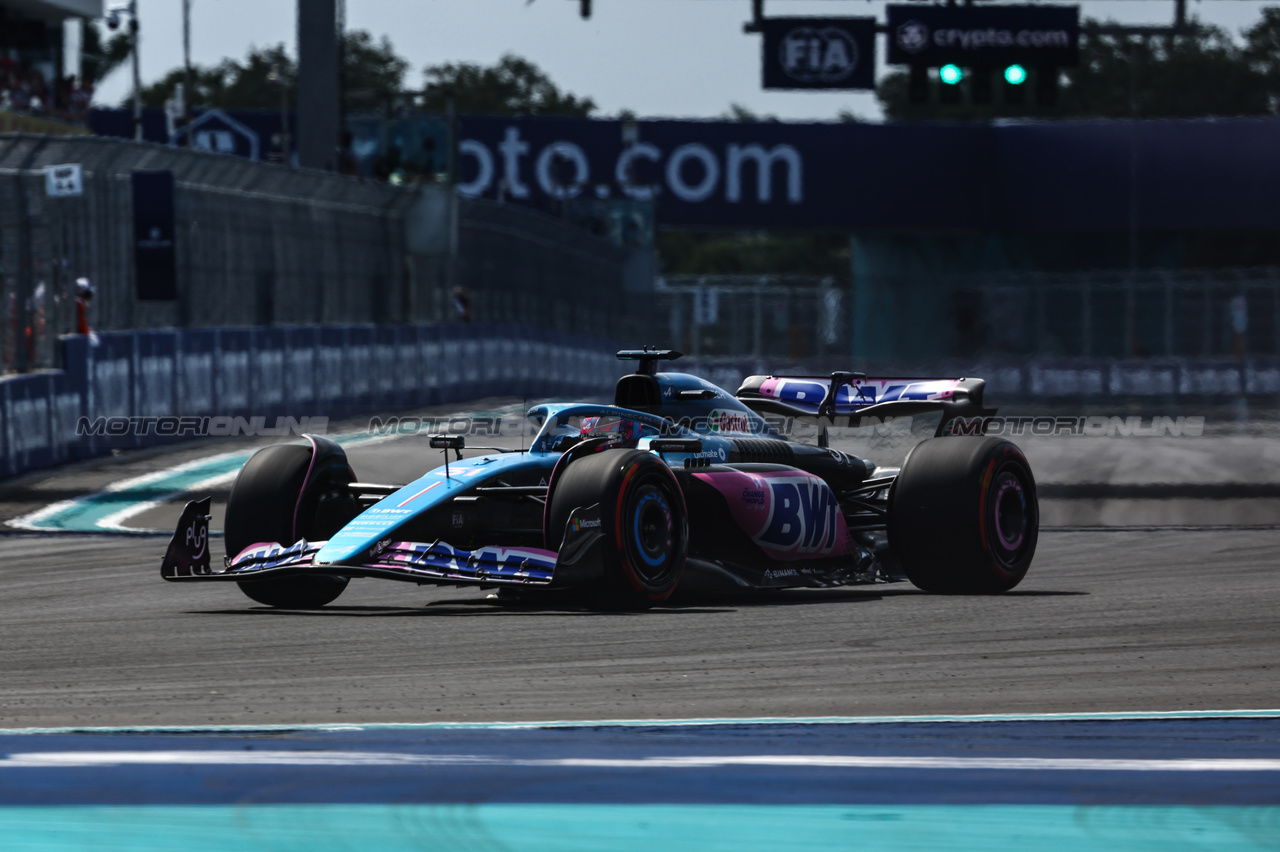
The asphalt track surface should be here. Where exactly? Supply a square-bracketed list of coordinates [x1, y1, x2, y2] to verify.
[2, 402, 1277, 849]
[0, 400, 1277, 727]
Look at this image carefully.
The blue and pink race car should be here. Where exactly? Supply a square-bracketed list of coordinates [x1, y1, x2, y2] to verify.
[162, 349, 1039, 609]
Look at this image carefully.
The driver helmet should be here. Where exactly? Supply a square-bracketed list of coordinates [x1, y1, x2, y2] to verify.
[545, 423, 582, 452]
[580, 415, 643, 448]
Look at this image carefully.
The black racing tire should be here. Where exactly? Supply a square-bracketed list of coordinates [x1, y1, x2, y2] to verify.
[546, 448, 688, 609]
[225, 440, 358, 609]
[888, 436, 1038, 594]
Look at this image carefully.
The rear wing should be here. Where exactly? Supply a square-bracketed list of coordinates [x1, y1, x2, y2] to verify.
[735, 373, 996, 438]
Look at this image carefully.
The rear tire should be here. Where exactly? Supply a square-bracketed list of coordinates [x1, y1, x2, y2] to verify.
[225, 438, 358, 608]
[888, 436, 1038, 594]
[547, 449, 688, 609]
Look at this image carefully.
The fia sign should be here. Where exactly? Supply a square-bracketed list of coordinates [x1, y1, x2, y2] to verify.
[762, 18, 876, 90]
[45, 163, 83, 197]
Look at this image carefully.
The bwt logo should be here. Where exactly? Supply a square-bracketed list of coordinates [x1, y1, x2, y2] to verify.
[758, 478, 840, 554]
[779, 26, 859, 83]
[458, 127, 803, 205]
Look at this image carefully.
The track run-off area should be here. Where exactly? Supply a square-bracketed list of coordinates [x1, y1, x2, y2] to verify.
[1, 400, 1277, 849]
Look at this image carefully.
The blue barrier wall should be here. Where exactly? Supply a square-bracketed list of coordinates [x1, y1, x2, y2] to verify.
[0, 324, 621, 479]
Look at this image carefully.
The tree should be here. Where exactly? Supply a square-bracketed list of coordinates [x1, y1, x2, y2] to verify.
[341, 31, 410, 112]
[418, 54, 595, 117]
[1244, 7, 1280, 112]
[140, 43, 292, 110]
[876, 16, 1278, 122]
[80, 22, 133, 90]
[138, 31, 409, 111]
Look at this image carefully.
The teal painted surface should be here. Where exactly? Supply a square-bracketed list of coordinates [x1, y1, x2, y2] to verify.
[15, 424, 496, 535]
[1, 805, 1276, 852]
[19, 451, 252, 534]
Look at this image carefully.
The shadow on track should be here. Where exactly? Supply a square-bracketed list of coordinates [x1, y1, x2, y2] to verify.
[188, 585, 1083, 618]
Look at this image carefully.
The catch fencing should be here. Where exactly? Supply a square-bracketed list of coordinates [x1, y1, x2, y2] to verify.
[0, 133, 639, 374]
[654, 270, 1280, 364]
[655, 276, 846, 360]
[853, 268, 1280, 362]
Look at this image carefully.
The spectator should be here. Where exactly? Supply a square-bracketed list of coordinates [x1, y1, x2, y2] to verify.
[0, 61, 92, 124]
[75, 278, 93, 335]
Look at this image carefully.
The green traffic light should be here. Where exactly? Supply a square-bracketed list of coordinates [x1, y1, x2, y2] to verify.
[940, 64, 963, 85]
[1004, 64, 1028, 85]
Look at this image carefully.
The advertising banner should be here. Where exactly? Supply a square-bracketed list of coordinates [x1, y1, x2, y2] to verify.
[761, 18, 877, 90]
[131, 171, 178, 301]
[887, 4, 1080, 67]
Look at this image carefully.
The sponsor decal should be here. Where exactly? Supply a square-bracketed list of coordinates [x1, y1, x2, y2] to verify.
[759, 478, 841, 555]
[570, 516, 602, 533]
[886, 4, 1079, 67]
[232, 539, 314, 570]
[389, 541, 557, 577]
[184, 518, 208, 563]
[741, 488, 767, 507]
[708, 408, 753, 434]
[896, 20, 929, 54]
[458, 124, 803, 207]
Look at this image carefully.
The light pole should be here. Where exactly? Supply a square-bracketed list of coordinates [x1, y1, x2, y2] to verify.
[106, 1, 141, 141]
[183, 0, 192, 145]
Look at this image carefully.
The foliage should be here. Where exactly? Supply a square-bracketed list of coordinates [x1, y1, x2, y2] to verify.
[418, 54, 595, 117]
[80, 22, 133, 90]
[139, 43, 291, 110]
[138, 31, 408, 111]
[341, 31, 411, 112]
[138, 42, 592, 119]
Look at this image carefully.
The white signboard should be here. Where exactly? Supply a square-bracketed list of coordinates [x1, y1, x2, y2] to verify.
[45, 163, 84, 197]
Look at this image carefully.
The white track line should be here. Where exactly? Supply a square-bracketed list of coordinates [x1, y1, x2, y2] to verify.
[2, 709, 1278, 736]
[3, 751, 1279, 771]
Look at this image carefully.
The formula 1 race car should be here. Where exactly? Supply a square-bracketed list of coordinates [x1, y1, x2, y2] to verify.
[161, 349, 1039, 609]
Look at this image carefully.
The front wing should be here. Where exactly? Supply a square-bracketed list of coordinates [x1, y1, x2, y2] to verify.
[161, 500, 557, 587]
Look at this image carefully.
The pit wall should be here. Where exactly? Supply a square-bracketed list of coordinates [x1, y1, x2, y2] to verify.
[0, 324, 621, 479]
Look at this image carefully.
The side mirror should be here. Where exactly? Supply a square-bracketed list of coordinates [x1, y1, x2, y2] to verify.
[429, 435, 465, 450]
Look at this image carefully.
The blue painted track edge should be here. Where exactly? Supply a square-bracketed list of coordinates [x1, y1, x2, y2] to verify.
[2, 708, 1278, 736]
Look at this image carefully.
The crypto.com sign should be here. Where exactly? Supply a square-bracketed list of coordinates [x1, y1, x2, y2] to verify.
[886, 4, 1080, 67]
[455, 116, 806, 228]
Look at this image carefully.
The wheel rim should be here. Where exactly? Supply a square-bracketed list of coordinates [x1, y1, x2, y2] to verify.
[990, 466, 1031, 567]
[627, 482, 677, 584]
